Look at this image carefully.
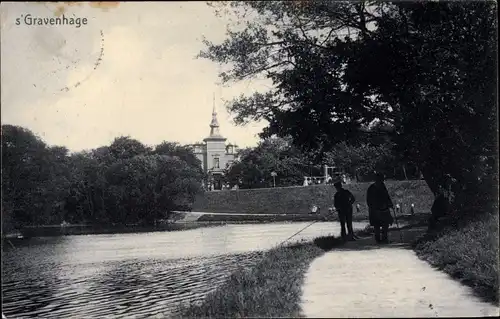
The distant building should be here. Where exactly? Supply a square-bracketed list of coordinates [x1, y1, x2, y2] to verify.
[189, 100, 239, 191]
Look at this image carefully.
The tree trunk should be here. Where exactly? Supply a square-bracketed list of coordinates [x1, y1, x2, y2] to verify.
[87, 189, 94, 219]
[99, 190, 106, 222]
[402, 164, 408, 180]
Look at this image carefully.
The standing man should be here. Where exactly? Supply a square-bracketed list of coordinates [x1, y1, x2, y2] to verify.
[367, 173, 394, 244]
[429, 174, 455, 229]
[334, 181, 357, 241]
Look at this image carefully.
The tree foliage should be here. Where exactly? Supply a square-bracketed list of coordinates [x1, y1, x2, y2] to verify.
[201, 1, 498, 213]
[324, 142, 395, 182]
[153, 141, 204, 172]
[226, 134, 419, 189]
[225, 136, 316, 188]
[1, 125, 204, 229]
[105, 154, 203, 225]
[1, 125, 71, 226]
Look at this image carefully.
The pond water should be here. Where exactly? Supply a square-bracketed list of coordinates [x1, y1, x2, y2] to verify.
[2, 221, 367, 318]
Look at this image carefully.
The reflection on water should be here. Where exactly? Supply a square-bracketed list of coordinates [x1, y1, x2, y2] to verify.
[2, 221, 366, 318]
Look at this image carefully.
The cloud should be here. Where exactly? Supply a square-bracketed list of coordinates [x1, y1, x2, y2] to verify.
[1, 2, 102, 113]
[1, 2, 269, 152]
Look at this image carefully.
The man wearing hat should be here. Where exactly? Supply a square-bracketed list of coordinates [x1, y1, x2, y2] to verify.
[367, 172, 394, 243]
[334, 180, 357, 241]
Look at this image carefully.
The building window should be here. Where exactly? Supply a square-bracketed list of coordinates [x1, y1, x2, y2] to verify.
[213, 157, 220, 168]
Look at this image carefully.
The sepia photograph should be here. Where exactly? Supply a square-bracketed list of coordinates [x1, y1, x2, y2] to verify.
[1, 1, 499, 318]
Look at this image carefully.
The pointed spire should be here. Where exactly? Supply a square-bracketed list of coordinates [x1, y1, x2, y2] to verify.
[212, 92, 216, 115]
[209, 92, 222, 137]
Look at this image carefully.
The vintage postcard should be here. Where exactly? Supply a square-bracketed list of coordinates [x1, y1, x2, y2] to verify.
[1, 1, 498, 318]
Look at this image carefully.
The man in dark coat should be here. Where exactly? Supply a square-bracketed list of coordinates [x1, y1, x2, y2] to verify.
[429, 174, 455, 229]
[334, 181, 357, 241]
[367, 173, 394, 243]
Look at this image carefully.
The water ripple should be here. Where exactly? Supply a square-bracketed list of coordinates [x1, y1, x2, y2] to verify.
[3, 253, 262, 318]
[2, 222, 351, 318]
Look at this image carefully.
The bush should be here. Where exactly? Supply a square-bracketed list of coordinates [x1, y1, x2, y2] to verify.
[413, 212, 499, 303]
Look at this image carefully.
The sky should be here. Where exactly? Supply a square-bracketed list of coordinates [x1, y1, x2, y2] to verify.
[0, 2, 271, 152]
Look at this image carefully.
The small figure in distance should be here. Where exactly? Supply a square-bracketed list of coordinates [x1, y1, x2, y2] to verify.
[334, 181, 357, 241]
[325, 174, 333, 184]
[367, 172, 394, 244]
[429, 174, 455, 230]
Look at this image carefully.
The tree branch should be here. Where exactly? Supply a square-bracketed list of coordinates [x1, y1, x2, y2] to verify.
[236, 61, 296, 80]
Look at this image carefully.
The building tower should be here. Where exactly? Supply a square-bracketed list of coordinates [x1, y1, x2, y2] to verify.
[203, 94, 228, 190]
[190, 94, 239, 191]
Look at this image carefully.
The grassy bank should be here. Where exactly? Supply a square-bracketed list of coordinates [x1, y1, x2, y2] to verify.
[177, 243, 323, 318]
[195, 211, 431, 224]
[176, 230, 360, 318]
[413, 212, 499, 304]
[176, 214, 428, 318]
[178, 209, 498, 318]
[193, 180, 433, 217]
[196, 212, 363, 223]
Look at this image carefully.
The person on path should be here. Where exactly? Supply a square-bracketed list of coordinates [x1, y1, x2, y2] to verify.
[334, 181, 357, 241]
[367, 173, 394, 244]
[429, 174, 455, 229]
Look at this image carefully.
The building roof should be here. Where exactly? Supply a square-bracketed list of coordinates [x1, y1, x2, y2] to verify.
[204, 95, 227, 142]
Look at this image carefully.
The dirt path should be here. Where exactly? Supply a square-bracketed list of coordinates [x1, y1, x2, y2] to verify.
[300, 228, 500, 318]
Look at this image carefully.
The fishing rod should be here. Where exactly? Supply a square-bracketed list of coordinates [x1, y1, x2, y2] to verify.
[276, 219, 321, 247]
[392, 206, 404, 241]
[275, 204, 342, 247]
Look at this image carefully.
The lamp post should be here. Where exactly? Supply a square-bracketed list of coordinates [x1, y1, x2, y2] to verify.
[271, 171, 277, 187]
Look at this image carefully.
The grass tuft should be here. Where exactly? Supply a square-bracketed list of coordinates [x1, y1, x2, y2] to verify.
[176, 227, 373, 318]
[176, 242, 324, 318]
[177, 210, 499, 318]
[413, 212, 499, 304]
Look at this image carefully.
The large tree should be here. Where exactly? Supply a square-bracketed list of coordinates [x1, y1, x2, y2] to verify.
[2, 125, 205, 228]
[225, 136, 313, 188]
[1, 125, 72, 226]
[324, 141, 396, 182]
[200, 1, 497, 214]
[153, 141, 204, 172]
[108, 136, 152, 160]
[105, 154, 203, 224]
